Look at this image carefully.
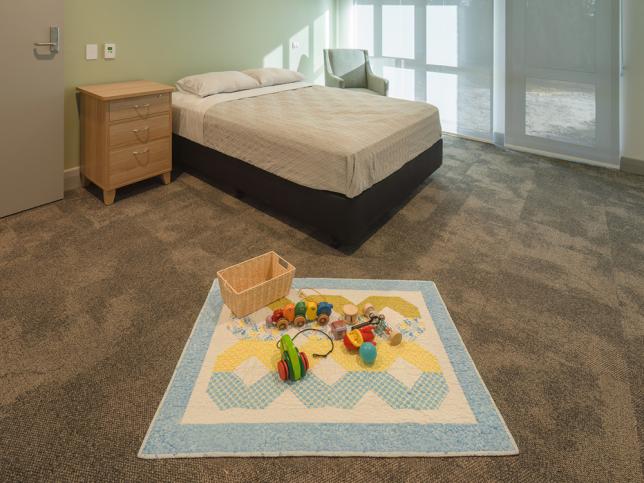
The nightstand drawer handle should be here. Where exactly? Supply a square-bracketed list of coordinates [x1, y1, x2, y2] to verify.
[131, 126, 150, 142]
[132, 148, 150, 167]
[132, 103, 151, 118]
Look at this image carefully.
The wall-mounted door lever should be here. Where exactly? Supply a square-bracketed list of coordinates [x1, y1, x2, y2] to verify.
[34, 26, 59, 53]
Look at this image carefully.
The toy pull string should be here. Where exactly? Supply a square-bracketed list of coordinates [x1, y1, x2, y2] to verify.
[297, 288, 323, 300]
[293, 329, 334, 358]
[275, 328, 334, 358]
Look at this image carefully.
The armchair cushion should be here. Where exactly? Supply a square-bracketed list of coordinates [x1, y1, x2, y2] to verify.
[325, 49, 368, 88]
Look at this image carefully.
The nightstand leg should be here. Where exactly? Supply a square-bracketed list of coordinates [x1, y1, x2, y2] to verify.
[161, 172, 172, 185]
[103, 189, 116, 205]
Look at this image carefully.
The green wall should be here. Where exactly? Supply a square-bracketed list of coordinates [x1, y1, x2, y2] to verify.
[64, 0, 335, 169]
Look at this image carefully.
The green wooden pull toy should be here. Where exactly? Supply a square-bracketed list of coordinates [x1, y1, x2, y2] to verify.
[275, 329, 334, 382]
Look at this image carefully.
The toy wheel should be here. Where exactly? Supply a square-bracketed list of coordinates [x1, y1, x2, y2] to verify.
[294, 316, 305, 327]
[277, 360, 288, 381]
[300, 351, 310, 370]
[318, 314, 329, 325]
[298, 354, 307, 377]
[277, 319, 288, 330]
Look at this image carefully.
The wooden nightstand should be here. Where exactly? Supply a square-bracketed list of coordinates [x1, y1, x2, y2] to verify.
[77, 80, 174, 205]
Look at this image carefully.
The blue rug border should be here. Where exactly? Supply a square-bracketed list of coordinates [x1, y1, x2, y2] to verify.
[139, 278, 518, 458]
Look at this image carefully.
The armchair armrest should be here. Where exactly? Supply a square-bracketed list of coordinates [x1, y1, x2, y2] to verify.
[366, 62, 389, 96]
[324, 51, 346, 88]
[325, 71, 346, 89]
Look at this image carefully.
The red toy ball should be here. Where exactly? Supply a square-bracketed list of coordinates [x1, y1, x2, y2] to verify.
[343, 326, 376, 350]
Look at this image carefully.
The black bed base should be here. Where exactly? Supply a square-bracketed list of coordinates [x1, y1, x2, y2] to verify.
[173, 135, 443, 249]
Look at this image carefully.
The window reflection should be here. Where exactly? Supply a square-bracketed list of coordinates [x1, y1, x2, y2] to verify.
[384, 66, 416, 101]
[382, 5, 415, 59]
[526, 78, 596, 147]
[427, 5, 458, 67]
[427, 72, 458, 132]
[354, 5, 374, 54]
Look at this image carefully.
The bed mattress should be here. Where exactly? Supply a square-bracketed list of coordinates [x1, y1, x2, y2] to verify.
[172, 83, 441, 198]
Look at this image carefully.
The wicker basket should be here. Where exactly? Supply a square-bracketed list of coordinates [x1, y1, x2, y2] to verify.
[217, 252, 295, 317]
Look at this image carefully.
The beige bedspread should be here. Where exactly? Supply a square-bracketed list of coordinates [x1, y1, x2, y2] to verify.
[202, 85, 441, 198]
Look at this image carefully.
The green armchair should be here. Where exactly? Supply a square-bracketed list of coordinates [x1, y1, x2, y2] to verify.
[323, 49, 389, 96]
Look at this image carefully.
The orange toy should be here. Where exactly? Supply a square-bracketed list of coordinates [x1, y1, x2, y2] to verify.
[283, 303, 296, 322]
[343, 325, 376, 351]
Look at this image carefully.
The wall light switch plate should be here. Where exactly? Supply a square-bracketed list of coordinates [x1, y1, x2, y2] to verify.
[291, 40, 300, 49]
[85, 44, 98, 60]
[104, 43, 116, 59]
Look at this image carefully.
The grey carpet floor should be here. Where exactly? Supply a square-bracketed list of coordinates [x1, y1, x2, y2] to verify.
[1, 136, 643, 482]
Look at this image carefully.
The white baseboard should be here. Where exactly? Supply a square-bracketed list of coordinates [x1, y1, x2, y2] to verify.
[443, 132, 494, 145]
[503, 144, 620, 170]
[64, 167, 81, 192]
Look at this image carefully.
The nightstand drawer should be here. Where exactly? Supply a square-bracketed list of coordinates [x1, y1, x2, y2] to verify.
[109, 137, 171, 187]
[109, 93, 170, 122]
[109, 113, 170, 148]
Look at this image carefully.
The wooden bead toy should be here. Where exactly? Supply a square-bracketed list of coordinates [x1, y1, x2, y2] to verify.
[305, 301, 318, 321]
[316, 302, 333, 325]
[267, 300, 334, 330]
[294, 301, 308, 326]
[343, 304, 358, 324]
[266, 305, 293, 330]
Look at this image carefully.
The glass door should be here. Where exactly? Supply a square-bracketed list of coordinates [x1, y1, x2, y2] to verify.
[505, 0, 620, 165]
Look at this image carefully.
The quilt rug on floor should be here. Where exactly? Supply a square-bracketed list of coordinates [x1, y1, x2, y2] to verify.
[139, 278, 518, 458]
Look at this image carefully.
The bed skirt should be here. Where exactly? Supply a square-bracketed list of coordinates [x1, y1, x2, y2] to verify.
[173, 135, 443, 249]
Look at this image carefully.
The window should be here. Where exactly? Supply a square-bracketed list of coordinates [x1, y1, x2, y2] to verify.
[382, 5, 415, 59]
[350, 0, 619, 164]
[385, 66, 416, 101]
[525, 78, 596, 147]
[354, 5, 374, 54]
[426, 5, 457, 67]
[353, 0, 494, 140]
[427, 72, 457, 132]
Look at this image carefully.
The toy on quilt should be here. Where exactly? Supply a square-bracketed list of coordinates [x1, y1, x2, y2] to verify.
[266, 300, 334, 330]
[276, 328, 334, 382]
[339, 303, 403, 365]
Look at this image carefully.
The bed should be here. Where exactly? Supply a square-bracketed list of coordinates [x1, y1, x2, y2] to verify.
[172, 81, 442, 248]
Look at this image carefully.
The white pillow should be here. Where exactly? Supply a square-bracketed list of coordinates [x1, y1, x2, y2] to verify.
[243, 68, 305, 87]
[176, 71, 259, 97]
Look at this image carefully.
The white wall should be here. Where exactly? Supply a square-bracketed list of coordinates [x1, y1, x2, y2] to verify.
[621, 0, 644, 164]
